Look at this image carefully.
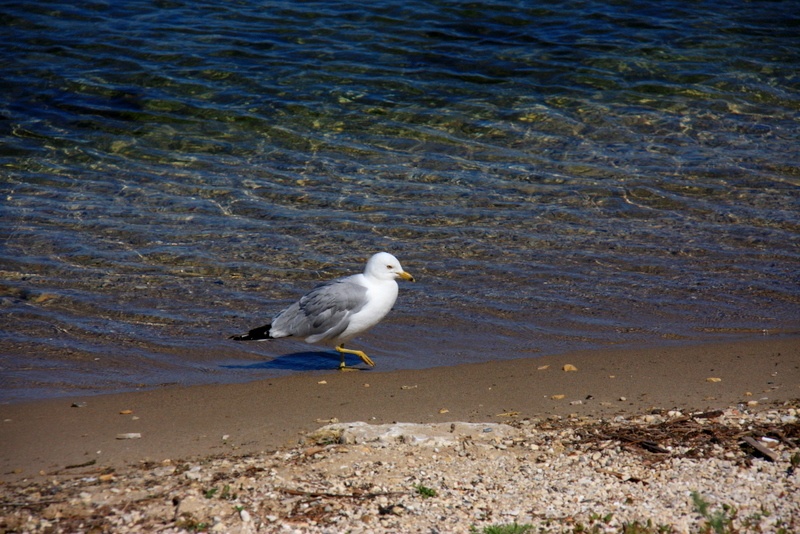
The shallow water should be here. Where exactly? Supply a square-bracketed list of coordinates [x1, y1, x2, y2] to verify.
[2, 0, 799, 402]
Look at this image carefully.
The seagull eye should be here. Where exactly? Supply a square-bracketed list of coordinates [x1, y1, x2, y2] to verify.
[386, 265, 393, 269]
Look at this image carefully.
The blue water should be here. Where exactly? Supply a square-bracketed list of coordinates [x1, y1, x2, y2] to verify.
[2, 0, 799, 402]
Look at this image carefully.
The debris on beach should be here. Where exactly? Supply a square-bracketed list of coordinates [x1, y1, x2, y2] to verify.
[2, 404, 798, 533]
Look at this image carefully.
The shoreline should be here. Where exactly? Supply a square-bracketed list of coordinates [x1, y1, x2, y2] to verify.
[2, 335, 798, 482]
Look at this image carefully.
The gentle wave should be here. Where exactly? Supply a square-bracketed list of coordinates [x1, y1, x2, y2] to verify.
[1, 0, 798, 401]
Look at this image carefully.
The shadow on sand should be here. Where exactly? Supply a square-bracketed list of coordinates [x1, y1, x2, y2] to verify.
[221, 351, 369, 371]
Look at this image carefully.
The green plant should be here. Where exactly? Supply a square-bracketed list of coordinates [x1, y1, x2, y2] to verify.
[413, 483, 437, 498]
[204, 484, 236, 500]
[788, 452, 800, 475]
[175, 518, 209, 532]
[691, 491, 736, 534]
[590, 512, 614, 524]
[479, 522, 534, 534]
[621, 520, 674, 533]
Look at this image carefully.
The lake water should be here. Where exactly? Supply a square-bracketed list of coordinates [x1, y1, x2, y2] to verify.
[2, 0, 799, 402]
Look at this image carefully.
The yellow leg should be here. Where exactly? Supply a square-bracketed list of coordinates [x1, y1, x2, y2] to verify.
[335, 344, 375, 369]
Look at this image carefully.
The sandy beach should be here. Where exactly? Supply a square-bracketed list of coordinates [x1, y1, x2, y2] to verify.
[2, 336, 798, 481]
[1, 336, 798, 532]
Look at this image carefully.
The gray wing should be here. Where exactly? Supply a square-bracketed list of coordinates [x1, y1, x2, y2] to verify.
[270, 277, 368, 343]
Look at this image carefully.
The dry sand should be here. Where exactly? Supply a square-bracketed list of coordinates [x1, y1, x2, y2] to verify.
[2, 336, 798, 482]
[1, 336, 799, 533]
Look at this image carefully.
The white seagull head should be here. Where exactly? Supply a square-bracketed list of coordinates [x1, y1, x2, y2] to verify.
[364, 252, 415, 282]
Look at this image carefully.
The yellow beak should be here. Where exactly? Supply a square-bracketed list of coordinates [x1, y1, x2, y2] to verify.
[397, 271, 415, 282]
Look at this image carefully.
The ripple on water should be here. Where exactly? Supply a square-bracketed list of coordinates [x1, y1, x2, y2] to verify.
[1, 0, 798, 400]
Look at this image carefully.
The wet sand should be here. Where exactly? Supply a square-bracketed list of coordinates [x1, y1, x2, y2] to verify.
[1, 335, 798, 482]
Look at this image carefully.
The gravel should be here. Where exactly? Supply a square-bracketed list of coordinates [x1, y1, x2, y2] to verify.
[2, 403, 798, 533]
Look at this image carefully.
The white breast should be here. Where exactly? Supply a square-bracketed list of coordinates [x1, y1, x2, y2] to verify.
[337, 279, 399, 342]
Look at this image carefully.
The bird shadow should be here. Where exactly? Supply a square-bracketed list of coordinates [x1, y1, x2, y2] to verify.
[221, 351, 367, 371]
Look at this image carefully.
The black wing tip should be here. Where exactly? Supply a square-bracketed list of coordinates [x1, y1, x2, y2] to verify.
[230, 324, 272, 341]
[229, 333, 254, 341]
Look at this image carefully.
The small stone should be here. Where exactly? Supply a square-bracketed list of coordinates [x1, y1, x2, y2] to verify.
[175, 495, 204, 516]
[303, 446, 326, 457]
[184, 466, 204, 480]
[116, 433, 142, 440]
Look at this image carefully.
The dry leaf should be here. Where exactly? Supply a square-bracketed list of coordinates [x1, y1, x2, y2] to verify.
[317, 380, 327, 385]
[706, 377, 722, 383]
[563, 364, 578, 372]
[538, 365, 550, 370]
[119, 409, 133, 415]
[401, 385, 418, 390]
[551, 394, 565, 400]
[496, 411, 520, 417]
[438, 408, 449, 414]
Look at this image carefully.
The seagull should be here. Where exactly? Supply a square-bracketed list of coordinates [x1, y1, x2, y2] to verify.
[230, 252, 414, 369]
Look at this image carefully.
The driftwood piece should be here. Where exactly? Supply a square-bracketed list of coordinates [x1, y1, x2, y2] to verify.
[640, 440, 670, 454]
[741, 436, 779, 462]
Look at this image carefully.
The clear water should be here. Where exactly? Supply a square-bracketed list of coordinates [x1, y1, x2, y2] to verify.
[2, 0, 799, 402]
